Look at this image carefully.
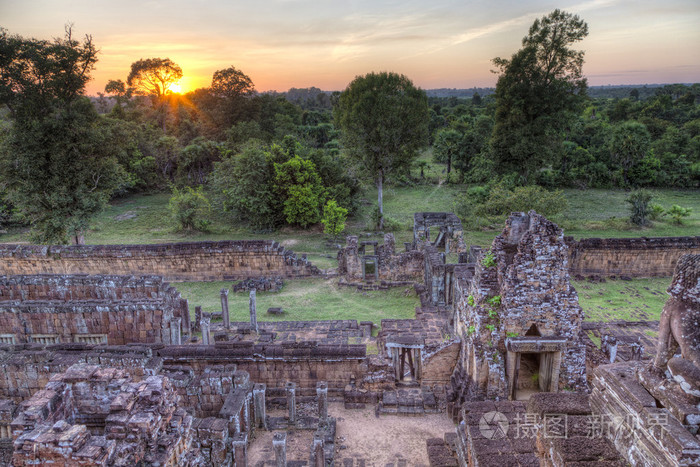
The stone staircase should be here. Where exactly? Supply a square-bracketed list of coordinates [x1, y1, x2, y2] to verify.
[378, 386, 440, 416]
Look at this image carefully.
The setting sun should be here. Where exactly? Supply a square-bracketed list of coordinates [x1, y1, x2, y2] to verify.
[169, 83, 182, 94]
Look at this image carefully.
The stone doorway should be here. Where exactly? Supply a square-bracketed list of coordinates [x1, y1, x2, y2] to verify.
[506, 337, 566, 401]
[362, 257, 378, 281]
[386, 336, 424, 384]
[515, 353, 541, 400]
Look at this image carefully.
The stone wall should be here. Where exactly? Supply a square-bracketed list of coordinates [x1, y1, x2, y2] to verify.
[0, 275, 189, 345]
[0, 240, 320, 281]
[566, 235, 700, 278]
[451, 212, 587, 405]
[159, 342, 367, 398]
[10, 364, 203, 466]
[422, 342, 460, 385]
[337, 234, 424, 283]
[413, 212, 467, 254]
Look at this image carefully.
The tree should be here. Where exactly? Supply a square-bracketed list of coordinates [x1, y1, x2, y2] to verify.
[610, 121, 651, 186]
[491, 10, 589, 182]
[208, 66, 257, 129]
[321, 200, 348, 241]
[433, 128, 461, 182]
[127, 58, 182, 97]
[209, 144, 284, 230]
[334, 72, 428, 229]
[274, 155, 326, 227]
[0, 27, 127, 244]
[211, 66, 255, 99]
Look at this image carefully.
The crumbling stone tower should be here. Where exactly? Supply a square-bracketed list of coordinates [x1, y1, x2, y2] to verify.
[452, 211, 587, 403]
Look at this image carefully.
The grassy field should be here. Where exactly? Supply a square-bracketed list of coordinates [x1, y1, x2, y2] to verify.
[174, 277, 419, 325]
[573, 277, 670, 322]
[2, 181, 697, 268]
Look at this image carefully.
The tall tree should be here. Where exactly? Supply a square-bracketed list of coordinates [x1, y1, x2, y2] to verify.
[127, 57, 182, 97]
[433, 128, 462, 181]
[211, 66, 255, 99]
[609, 120, 651, 186]
[334, 72, 428, 229]
[491, 9, 589, 182]
[209, 65, 257, 128]
[0, 27, 127, 244]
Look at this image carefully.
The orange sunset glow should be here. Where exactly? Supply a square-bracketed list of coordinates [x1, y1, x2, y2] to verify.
[2, 0, 698, 95]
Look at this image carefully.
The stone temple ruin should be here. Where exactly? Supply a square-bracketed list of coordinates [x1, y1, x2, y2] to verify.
[0, 215, 698, 465]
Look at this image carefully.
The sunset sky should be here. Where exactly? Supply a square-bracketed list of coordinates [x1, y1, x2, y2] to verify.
[2, 0, 699, 95]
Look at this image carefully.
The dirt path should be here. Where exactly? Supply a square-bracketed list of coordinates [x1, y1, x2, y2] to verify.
[247, 403, 456, 466]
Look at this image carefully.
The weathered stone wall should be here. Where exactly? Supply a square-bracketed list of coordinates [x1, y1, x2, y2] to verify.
[10, 363, 204, 466]
[590, 362, 700, 466]
[422, 342, 460, 385]
[566, 235, 700, 278]
[0, 275, 189, 345]
[451, 212, 587, 405]
[0, 240, 320, 281]
[0, 344, 158, 406]
[413, 212, 467, 254]
[159, 342, 368, 398]
[337, 234, 424, 283]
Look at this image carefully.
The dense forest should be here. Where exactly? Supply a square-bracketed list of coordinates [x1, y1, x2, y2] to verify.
[0, 13, 699, 244]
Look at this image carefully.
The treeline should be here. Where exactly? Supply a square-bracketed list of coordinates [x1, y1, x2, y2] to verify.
[431, 83, 700, 189]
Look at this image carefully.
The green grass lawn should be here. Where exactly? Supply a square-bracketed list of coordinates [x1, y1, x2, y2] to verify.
[174, 277, 419, 325]
[573, 277, 670, 322]
[558, 188, 700, 240]
[1, 182, 696, 267]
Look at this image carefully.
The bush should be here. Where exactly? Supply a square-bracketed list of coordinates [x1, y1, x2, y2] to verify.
[168, 186, 211, 232]
[626, 189, 653, 226]
[667, 205, 692, 225]
[649, 203, 666, 220]
[274, 155, 326, 227]
[321, 200, 348, 241]
[474, 184, 568, 218]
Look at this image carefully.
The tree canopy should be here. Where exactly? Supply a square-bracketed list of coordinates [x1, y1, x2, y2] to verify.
[334, 71, 428, 228]
[491, 9, 589, 182]
[127, 57, 183, 97]
[0, 27, 126, 244]
[211, 66, 255, 99]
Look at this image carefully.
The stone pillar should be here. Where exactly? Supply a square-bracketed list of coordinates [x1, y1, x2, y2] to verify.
[194, 305, 203, 332]
[273, 432, 287, 467]
[316, 381, 328, 423]
[221, 288, 230, 329]
[201, 313, 211, 345]
[414, 348, 422, 381]
[232, 432, 247, 467]
[170, 318, 182, 345]
[250, 289, 258, 333]
[384, 233, 395, 255]
[360, 321, 373, 339]
[285, 381, 296, 424]
[253, 383, 267, 429]
[312, 436, 325, 467]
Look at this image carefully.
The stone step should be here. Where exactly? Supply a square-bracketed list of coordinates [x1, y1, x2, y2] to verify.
[378, 388, 440, 416]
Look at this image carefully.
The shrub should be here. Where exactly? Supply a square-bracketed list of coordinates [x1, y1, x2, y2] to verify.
[649, 203, 666, 220]
[481, 250, 496, 268]
[626, 189, 653, 226]
[667, 205, 692, 225]
[321, 200, 348, 241]
[469, 184, 568, 218]
[168, 186, 211, 232]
